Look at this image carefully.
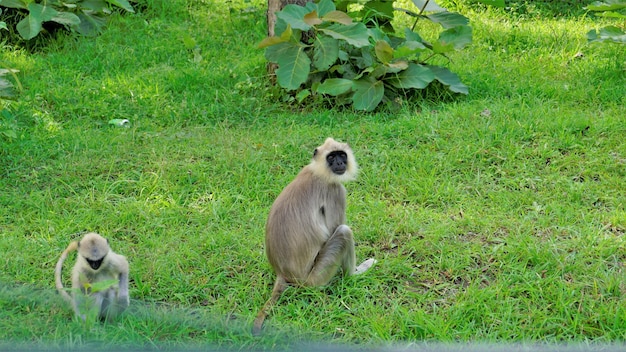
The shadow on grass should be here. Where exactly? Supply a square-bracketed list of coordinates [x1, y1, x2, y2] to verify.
[0, 281, 289, 349]
[1, 282, 625, 351]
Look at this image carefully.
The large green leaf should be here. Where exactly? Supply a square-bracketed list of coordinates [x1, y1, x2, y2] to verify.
[52, 12, 81, 26]
[258, 35, 287, 49]
[31, 3, 58, 21]
[389, 63, 434, 89]
[313, 35, 339, 70]
[106, 0, 135, 13]
[76, 12, 107, 36]
[304, 10, 323, 26]
[316, 0, 336, 17]
[426, 11, 469, 29]
[385, 60, 409, 73]
[318, 23, 370, 48]
[275, 54, 310, 91]
[431, 41, 454, 54]
[368, 27, 390, 43]
[586, 0, 626, 12]
[322, 11, 353, 25]
[266, 42, 311, 90]
[394, 40, 427, 58]
[369, 64, 388, 78]
[79, 0, 109, 12]
[16, 3, 58, 40]
[16, 16, 40, 40]
[404, 27, 425, 43]
[352, 77, 384, 111]
[353, 48, 375, 69]
[265, 41, 294, 63]
[587, 26, 626, 43]
[438, 25, 472, 50]
[277, 4, 312, 31]
[316, 78, 353, 95]
[375, 40, 393, 64]
[427, 65, 468, 94]
[595, 11, 626, 18]
[0, 0, 26, 9]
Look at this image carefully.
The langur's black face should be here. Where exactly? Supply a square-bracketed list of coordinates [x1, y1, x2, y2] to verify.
[85, 256, 105, 270]
[78, 234, 110, 270]
[326, 151, 348, 175]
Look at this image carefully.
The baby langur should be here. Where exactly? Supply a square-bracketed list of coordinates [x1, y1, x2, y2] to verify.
[253, 138, 376, 334]
[55, 232, 129, 321]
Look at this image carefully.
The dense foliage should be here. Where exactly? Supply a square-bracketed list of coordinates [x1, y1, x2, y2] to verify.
[586, 0, 626, 44]
[259, 0, 473, 111]
[0, 0, 135, 40]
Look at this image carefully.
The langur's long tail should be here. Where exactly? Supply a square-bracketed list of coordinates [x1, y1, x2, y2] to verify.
[252, 275, 287, 335]
[54, 241, 78, 303]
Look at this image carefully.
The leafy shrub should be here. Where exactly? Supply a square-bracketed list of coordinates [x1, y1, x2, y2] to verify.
[586, 0, 626, 44]
[259, 0, 473, 111]
[0, 0, 135, 40]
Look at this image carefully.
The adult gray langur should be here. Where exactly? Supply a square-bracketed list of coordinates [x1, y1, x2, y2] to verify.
[253, 138, 376, 334]
[55, 232, 129, 320]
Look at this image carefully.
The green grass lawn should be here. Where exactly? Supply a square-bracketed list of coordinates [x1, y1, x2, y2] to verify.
[0, 0, 624, 349]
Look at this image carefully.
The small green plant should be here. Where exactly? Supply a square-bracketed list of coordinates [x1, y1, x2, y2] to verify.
[0, 65, 21, 141]
[259, 0, 472, 111]
[0, 67, 21, 99]
[0, 0, 135, 40]
[586, 0, 626, 44]
[0, 108, 18, 140]
[74, 278, 120, 323]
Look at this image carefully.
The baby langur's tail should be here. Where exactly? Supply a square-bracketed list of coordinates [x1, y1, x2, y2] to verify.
[55, 241, 78, 302]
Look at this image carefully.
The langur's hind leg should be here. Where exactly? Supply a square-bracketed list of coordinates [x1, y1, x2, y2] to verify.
[305, 225, 355, 286]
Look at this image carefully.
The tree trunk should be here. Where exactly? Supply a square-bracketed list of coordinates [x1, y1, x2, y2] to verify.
[267, 0, 311, 37]
[267, 0, 312, 75]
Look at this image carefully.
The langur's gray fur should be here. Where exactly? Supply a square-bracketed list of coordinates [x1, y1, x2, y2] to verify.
[253, 138, 375, 334]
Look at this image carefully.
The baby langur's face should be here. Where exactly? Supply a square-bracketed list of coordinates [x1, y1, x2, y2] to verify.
[78, 232, 110, 270]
